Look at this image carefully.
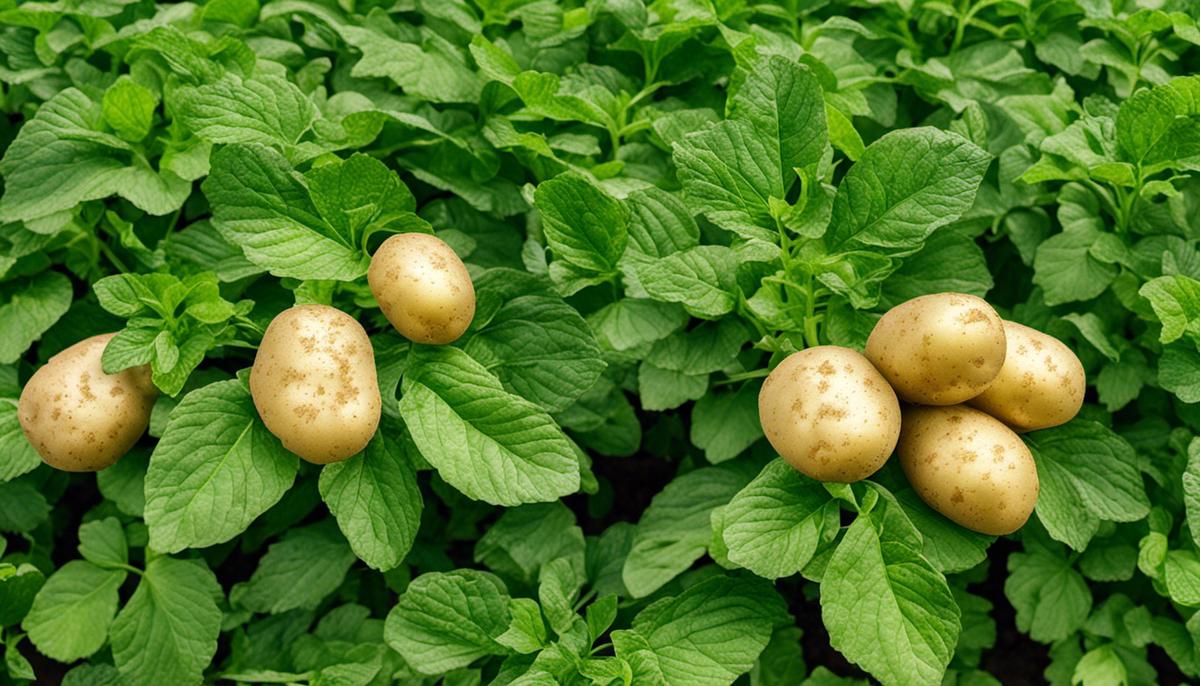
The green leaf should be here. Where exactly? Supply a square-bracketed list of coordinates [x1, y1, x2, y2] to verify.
[1061, 313, 1121, 362]
[145, 379, 298, 553]
[1025, 421, 1150, 551]
[638, 362, 707, 411]
[624, 187, 700, 258]
[202, 144, 371, 281]
[879, 226, 993, 307]
[1160, 344, 1200, 403]
[729, 55, 828, 180]
[826, 128, 990, 251]
[235, 521, 356, 614]
[586, 594, 618, 643]
[0, 271, 73, 364]
[893, 488, 994, 574]
[0, 88, 190, 223]
[305, 154, 421, 241]
[635, 246, 740, 319]
[343, 27, 482, 104]
[495, 598, 547, 654]
[616, 575, 788, 686]
[674, 119, 784, 240]
[623, 464, 755, 597]
[1185, 438, 1200, 550]
[1071, 644, 1126, 686]
[318, 430, 422, 572]
[101, 76, 157, 143]
[0, 398, 42, 482]
[821, 502, 959, 686]
[721, 461, 835, 579]
[1165, 550, 1200, 606]
[1005, 546, 1091, 643]
[110, 558, 222, 686]
[0, 563, 45, 627]
[690, 381, 763, 464]
[384, 569, 512, 674]
[1033, 211, 1118, 306]
[1140, 275, 1200, 344]
[533, 172, 628, 274]
[176, 72, 316, 149]
[588, 299, 688, 352]
[1116, 75, 1200, 172]
[4, 634, 34, 680]
[538, 556, 582, 634]
[78, 517, 128, 567]
[751, 626, 807, 685]
[647, 319, 749, 374]
[475, 502, 585, 587]
[96, 448, 149, 517]
[22, 561, 125, 662]
[1079, 535, 1137, 582]
[0, 481, 50, 532]
[400, 346, 580, 506]
[464, 294, 606, 413]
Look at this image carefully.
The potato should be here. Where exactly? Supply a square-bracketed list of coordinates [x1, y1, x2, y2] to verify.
[758, 346, 901, 482]
[250, 304, 381, 464]
[898, 405, 1038, 535]
[968, 321, 1085, 432]
[368, 233, 475, 345]
[18, 334, 156, 472]
[865, 292, 1007, 405]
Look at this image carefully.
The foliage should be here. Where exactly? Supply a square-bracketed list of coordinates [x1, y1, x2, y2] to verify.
[0, 0, 1198, 684]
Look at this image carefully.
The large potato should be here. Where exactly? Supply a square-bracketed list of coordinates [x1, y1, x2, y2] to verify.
[968, 321, 1085, 432]
[865, 292, 1007, 405]
[18, 334, 156, 472]
[758, 346, 901, 482]
[250, 305, 380, 464]
[368, 233, 475, 345]
[898, 405, 1038, 535]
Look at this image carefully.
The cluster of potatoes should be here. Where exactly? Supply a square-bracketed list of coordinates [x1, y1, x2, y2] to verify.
[18, 233, 475, 471]
[758, 293, 1085, 535]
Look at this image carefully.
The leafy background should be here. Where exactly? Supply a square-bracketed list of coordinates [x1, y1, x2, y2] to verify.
[0, 0, 1198, 685]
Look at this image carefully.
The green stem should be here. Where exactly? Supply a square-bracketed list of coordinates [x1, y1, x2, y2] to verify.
[714, 368, 772, 386]
[99, 562, 144, 576]
[802, 274, 820, 348]
[951, 0, 1001, 52]
[608, 124, 622, 161]
[573, 587, 599, 612]
[95, 234, 130, 274]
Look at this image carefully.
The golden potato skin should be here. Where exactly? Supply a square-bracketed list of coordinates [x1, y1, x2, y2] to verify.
[250, 305, 381, 464]
[899, 405, 1038, 536]
[758, 346, 901, 482]
[865, 292, 1007, 405]
[368, 233, 475, 345]
[968, 321, 1084, 432]
[18, 334, 156, 472]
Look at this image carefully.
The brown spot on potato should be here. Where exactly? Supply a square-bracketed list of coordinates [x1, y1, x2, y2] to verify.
[18, 334, 156, 472]
[250, 305, 381, 465]
[760, 346, 900, 483]
[368, 233, 476, 344]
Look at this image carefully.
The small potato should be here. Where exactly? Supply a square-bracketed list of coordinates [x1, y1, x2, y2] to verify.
[250, 304, 380, 464]
[368, 233, 475, 345]
[18, 334, 156, 472]
[866, 292, 1007, 405]
[758, 346, 901, 482]
[898, 405, 1038, 536]
[968, 321, 1084, 432]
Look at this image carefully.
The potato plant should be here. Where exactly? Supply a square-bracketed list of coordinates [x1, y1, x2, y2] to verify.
[0, 1, 1198, 685]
